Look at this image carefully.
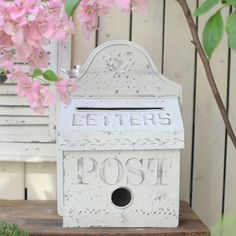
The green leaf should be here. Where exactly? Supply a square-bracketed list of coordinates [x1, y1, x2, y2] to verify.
[0, 221, 28, 236]
[32, 68, 43, 78]
[43, 70, 58, 82]
[203, 11, 224, 58]
[65, 0, 81, 16]
[225, 0, 236, 5]
[226, 11, 236, 51]
[194, 0, 220, 16]
[211, 215, 236, 236]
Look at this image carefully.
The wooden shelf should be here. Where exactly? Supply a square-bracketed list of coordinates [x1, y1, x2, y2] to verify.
[0, 201, 210, 236]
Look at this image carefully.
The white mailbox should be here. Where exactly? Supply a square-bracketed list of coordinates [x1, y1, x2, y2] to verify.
[57, 40, 184, 228]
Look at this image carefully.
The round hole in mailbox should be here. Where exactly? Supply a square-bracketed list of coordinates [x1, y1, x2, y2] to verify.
[111, 187, 133, 208]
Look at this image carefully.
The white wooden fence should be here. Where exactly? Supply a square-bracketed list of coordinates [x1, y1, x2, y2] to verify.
[0, 1, 236, 235]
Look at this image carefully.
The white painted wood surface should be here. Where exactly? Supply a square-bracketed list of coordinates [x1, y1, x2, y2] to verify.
[59, 98, 184, 151]
[58, 41, 184, 224]
[0, 42, 57, 158]
[98, 6, 130, 44]
[163, 0, 196, 202]
[63, 150, 180, 227]
[223, 47, 236, 235]
[0, 1, 236, 234]
[25, 163, 57, 200]
[0, 40, 70, 200]
[132, 0, 163, 71]
[57, 40, 183, 216]
[191, 5, 229, 233]
[72, 17, 96, 66]
[0, 162, 24, 200]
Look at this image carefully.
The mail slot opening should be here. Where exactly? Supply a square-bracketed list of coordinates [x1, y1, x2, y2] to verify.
[111, 187, 132, 208]
[76, 107, 164, 111]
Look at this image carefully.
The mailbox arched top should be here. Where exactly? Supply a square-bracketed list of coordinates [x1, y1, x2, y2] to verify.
[74, 40, 182, 102]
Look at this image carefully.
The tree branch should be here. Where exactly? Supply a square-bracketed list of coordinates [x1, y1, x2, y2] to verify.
[176, 0, 236, 148]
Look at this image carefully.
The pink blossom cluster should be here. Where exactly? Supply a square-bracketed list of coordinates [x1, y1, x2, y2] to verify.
[16, 76, 78, 113]
[0, 0, 76, 113]
[16, 77, 56, 114]
[77, 0, 149, 39]
[0, 0, 148, 113]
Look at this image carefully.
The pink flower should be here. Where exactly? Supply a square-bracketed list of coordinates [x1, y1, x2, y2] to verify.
[77, 0, 149, 39]
[99, 0, 114, 7]
[8, 67, 28, 80]
[8, 5, 26, 21]
[56, 79, 78, 105]
[12, 30, 24, 46]
[28, 47, 49, 69]
[77, 0, 112, 39]
[15, 44, 34, 61]
[2, 60, 13, 71]
[0, 0, 150, 113]
[0, 13, 5, 26]
[16, 77, 33, 97]
[0, 30, 13, 47]
[28, 82, 56, 113]
[114, 0, 149, 13]
[24, 22, 43, 46]
[16, 77, 56, 114]
[114, 0, 131, 13]
[2, 22, 17, 36]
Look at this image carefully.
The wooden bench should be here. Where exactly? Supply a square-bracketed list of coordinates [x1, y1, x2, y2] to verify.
[0, 201, 210, 236]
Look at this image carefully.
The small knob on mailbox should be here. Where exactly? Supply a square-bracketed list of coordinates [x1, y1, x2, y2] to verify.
[120, 214, 125, 223]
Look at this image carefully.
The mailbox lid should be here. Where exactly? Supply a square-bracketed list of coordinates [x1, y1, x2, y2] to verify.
[58, 97, 184, 150]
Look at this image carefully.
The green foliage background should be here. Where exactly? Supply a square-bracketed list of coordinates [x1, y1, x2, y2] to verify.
[0, 221, 28, 236]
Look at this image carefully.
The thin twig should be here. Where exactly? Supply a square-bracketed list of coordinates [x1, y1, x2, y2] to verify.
[176, 0, 236, 148]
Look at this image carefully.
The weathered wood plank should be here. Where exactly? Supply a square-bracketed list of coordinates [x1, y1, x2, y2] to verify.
[192, 4, 229, 231]
[0, 85, 17, 95]
[0, 143, 56, 162]
[0, 201, 209, 236]
[163, 0, 197, 202]
[0, 136, 54, 143]
[0, 116, 49, 125]
[98, 6, 130, 44]
[132, 0, 164, 70]
[0, 126, 50, 135]
[72, 18, 96, 66]
[0, 162, 24, 200]
[0, 95, 29, 106]
[0, 125, 54, 142]
[0, 107, 49, 116]
[223, 49, 236, 235]
[25, 163, 57, 200]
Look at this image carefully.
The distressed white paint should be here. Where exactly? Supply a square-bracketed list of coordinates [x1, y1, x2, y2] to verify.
[59, 98, 184, 151]
[63, 150, 180, 227]
[58, 41, 184, 228]
[192, 5, 229, 231]
[25, 163, 57, 200]
[0, 39, 71, 201]
[0, 143, 56, 162]
[132, 0, 164, 70]
[1, 4, 234, 233]
[0, 162, 24, 200]
[71, 41, 182, 100]
[0, 41, 58, 161]
[58, 40, 183, 216]
[163, 0, 196, 202]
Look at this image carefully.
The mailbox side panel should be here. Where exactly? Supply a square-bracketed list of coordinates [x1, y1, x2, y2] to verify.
[63, 150, 180, 227]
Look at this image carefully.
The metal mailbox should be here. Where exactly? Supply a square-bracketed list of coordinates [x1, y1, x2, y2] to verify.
[57, 40, 184, 228]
